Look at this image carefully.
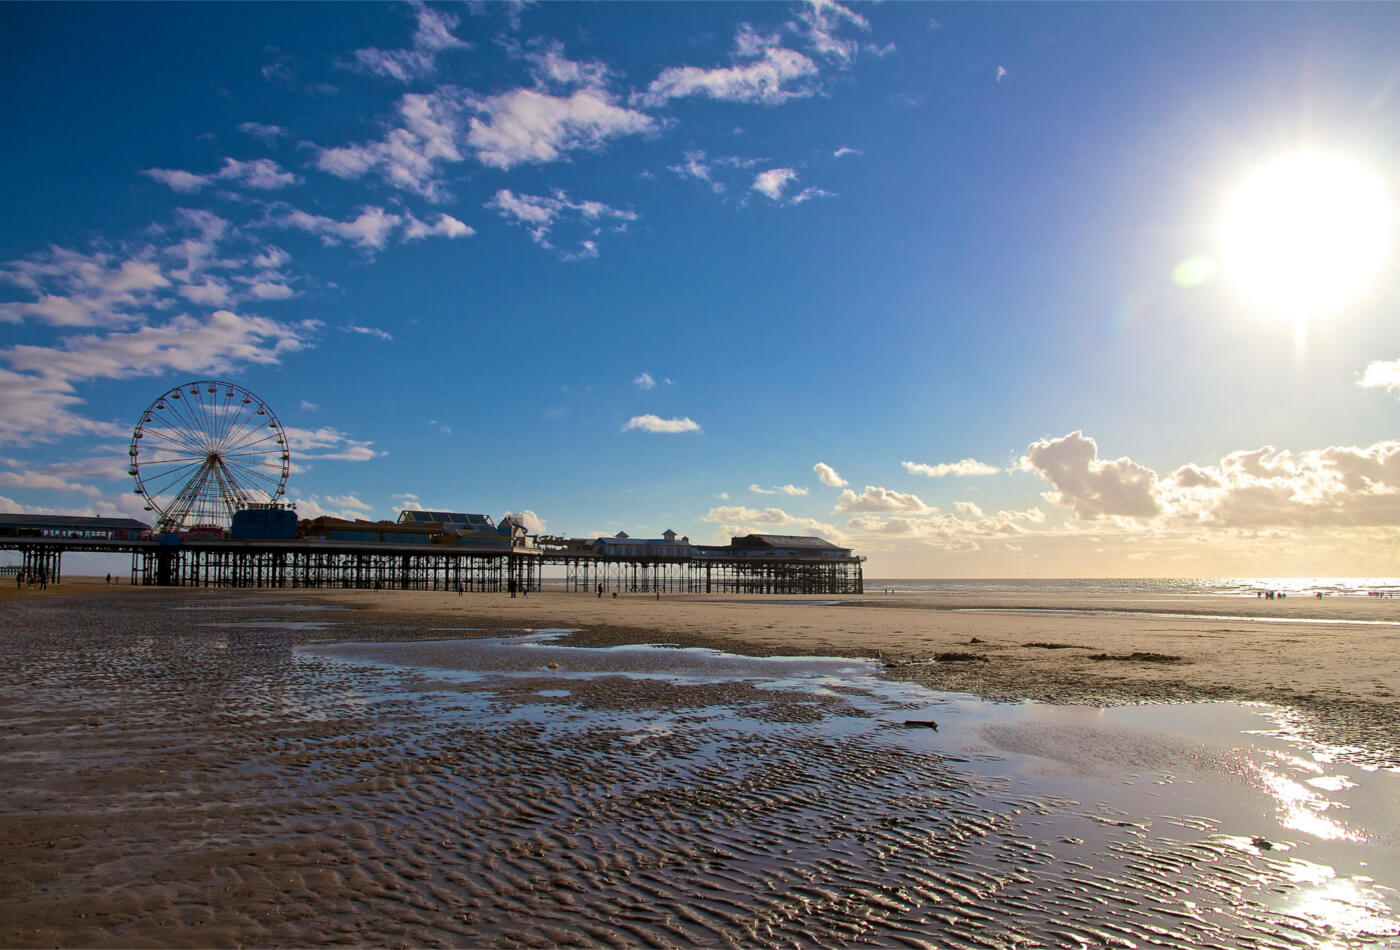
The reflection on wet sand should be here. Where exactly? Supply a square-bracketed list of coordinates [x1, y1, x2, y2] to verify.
[1, 593, 1396, 947]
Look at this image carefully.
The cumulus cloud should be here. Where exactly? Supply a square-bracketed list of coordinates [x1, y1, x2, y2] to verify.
[752, 167, 798, 201]
[750, 483, 808, 496]
[353, 1, 468, 82]
[1020, 431, 1161, 520]
[466, 86, 656, 170]
[504, 509, 547, 533]
[813, 462, 847, 487]
[143, 157, 300, 193]
[834, 485, 934, 514]
[903, 458, 1001, 478]
[403, 212, 473, 241]
[1358, 359, 1400, 394]
[634, 372, 656, 389]
[486, 188, 636, 256]
[623, 415, 701, 434]
[751, 167, 832, 205]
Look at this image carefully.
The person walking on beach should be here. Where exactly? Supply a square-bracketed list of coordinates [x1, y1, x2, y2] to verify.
[597, 582, 603, 598]
[15, 571, 21, 590]
[105, 573, 111, 586]
[508, 578, 516, 598]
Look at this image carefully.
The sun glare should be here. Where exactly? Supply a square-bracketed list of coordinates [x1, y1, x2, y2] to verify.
[1219, 151, 1391, 321]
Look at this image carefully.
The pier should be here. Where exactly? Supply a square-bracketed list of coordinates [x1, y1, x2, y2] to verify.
[0, 514, 865, 595]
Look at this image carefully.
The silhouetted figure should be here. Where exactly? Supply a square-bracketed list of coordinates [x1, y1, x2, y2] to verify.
[105, 573, 111, 586]
[597, 582, 603, 598]
[509, 578, 516, 598]
[15, 571, 22, 589]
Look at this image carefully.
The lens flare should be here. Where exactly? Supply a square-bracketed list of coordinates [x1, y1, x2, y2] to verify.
[1219, 151, 1391, 321]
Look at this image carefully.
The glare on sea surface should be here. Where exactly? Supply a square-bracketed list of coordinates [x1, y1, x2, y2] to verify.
[1218, 150, 1391, 321]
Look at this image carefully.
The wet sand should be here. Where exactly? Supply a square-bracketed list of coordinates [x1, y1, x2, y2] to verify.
[2, 585, 1398, 946]
[300, 586, 1400, 766]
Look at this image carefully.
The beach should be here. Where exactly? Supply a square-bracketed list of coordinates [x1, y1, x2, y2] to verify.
[308, 585, 1400, 763]
[2, 583, 1397, 946]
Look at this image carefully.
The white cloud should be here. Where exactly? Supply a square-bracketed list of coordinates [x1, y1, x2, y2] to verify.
[504, 509, 547, 533]
[750, 483, 808, 496]
[1020, 431, 1161, 520]
[0, 309, 318, 445]
[753, 167, 798, 201]
[299, 399, 319, 412]
[465, 86, 656, 170]
[1, 247, 170, 327]
[640, 45, 819, 107]
[274, 205, 470, 251]
[1358, 358, 1400, 394]
[634, 372, 656, 389]
[486, 188, 637, 256]
[283, 425, 382, 462]
[791, 0, 870, 63]
[403, 212, 474, 241]
[702, 505, 794, 525]
[353, 1, 468, 82]
[238, 122, 287, 144]
[623, 415, 701, 434]
[143, 157, 300, 193]
[813, 462, 847, 487]
[275, 206, 403, 250]
[341, 324, 393, 342]
[833, 146, 862, 158]
[292, 493, 375, 521]
[0, 466, 104, 497]
[834, 485, 934, 514]
[316, 92, 463, 202]
[903, 458, 1002, 478]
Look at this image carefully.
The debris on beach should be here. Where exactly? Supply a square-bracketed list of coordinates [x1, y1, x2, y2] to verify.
[901, 719, 939, 730]
[1088, 652, 1183, 664]
[933, 652, 988, 663]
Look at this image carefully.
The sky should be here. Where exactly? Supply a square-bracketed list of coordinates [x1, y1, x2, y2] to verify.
[2, 1, 1399, 578]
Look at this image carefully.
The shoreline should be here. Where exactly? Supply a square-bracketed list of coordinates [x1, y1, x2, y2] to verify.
[8, 582, 1398, 767]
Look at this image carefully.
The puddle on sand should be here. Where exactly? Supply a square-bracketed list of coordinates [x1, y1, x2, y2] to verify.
[301, 631, 1400, 948]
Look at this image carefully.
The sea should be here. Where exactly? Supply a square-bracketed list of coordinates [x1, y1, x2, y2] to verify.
[865, 576, 1400, 597]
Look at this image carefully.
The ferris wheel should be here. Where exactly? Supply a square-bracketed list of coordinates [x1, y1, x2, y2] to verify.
[129, 380, 290, 532]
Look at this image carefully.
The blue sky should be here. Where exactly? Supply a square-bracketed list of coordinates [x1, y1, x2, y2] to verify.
[2, 1, 1399, 577]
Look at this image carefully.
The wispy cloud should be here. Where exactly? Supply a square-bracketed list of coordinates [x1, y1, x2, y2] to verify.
[352, 1, 468, 82]
[903, 458, 1001, 478]
[750, 483, 808, 496]
[143, 157, 301, 193]
[341, 324, 393, 342]
[634, 372, 656, 390]
[486, 188, 636, 256]
[623, 415, 701, 434]
[272, 205, 471, 251]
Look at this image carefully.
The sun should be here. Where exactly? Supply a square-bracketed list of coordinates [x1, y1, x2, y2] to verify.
[1218, 150, 1391, 321]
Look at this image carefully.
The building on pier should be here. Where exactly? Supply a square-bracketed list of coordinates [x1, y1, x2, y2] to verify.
[0, 510, 865, 594]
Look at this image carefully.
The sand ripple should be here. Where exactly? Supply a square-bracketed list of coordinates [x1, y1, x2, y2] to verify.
[0, 593, 1394, 947]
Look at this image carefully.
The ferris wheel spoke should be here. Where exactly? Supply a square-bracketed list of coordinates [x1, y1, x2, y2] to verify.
[221, 455, 281, 490]
[141, 424, 210, 455]
[217, 408, 274, 454]
[132, 380, 289, 531]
